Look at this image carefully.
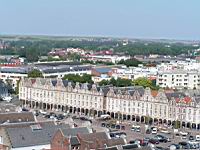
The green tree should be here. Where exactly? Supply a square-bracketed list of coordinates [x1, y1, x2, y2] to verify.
[133, 77, 159, 90]
[28, 69, 43, 78]
[117, 58, 142, 67]
[62, 74, 93, 83]
[133, 77, 152, 88]
[99, 79, 109, 86]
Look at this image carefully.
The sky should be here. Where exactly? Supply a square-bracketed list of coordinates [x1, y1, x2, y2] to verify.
[0, 0, 200, 40]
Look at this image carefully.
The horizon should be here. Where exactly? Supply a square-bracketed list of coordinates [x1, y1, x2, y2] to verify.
[1, 34, 200, 42]
[1, 0, 200, 40]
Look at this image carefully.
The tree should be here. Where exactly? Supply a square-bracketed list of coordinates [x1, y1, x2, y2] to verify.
[62, 74, 93, 83]
[117, 58, 142, 67]
[98, 77, 132, 87]
[98, 79, 109, 86]
[133, 77, 152, 88]
[133, 77, 159, 90]
[28, 69, 43, 78]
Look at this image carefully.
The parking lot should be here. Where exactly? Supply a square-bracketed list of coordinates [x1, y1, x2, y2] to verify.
[27, 108, 200, 149]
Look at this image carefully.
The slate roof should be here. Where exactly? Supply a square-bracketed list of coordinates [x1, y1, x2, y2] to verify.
[0, 112, 35, 124]
[0, 67, 28, 74]
[165, 92, 186, 100]
[113, 86, 145, 96]
[94, 68, 112, 74]
[39, 66, 91, 74]
[34, 61, 81, 67]
[78, 132, 110, 142]
[70, 136, 80, 146]
[6, 122, 70, 148]
[61, 127, 90, 137]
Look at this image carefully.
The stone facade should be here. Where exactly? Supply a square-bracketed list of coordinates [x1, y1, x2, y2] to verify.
[19, 78, 200, 129]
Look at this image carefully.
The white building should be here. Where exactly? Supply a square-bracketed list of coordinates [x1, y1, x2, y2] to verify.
[0, 67, 28, 89]
[19, 78, 200, 129]
[157, 70, 200, 89]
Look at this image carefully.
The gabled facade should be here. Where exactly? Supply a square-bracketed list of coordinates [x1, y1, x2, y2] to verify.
[19, 78, 200, 129]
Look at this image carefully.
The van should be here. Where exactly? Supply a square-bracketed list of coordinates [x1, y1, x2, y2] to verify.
[152, 128, 157, 134]
[196, 135, 200, 141]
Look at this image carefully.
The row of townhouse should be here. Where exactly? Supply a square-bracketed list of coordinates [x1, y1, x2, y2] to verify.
[19, 78, 200, 129]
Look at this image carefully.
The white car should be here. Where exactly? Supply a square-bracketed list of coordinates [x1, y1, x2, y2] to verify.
[179, 131, 188, 136]
[152, 128, 158, 134]
[196, 135, 200, 141]
[160, 128, 170, 134]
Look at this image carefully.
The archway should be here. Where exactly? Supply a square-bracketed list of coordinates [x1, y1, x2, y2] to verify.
[73, 107, 76, 114]
[163, 119, 167, 124]
[154, 118, 158, 124]
[187, 122, 191, 128]
[94, 110, 97, 117]
[149, 118, 153, 125]
[77, 108, 81, 114]
[141, 116, 145, 123]
[123, 114, 127, 120]
[54, 104, 57, 110]
[182, 122, 186, 128]
[107, 112, 111, 115]
[119, 113, 122, 120]
[43, 103, 46, 110]
[65, 106, 69, 112]
[39, 102, 42, 109]
[50, 104, 53, 110]
[168, 120, 172, 126]
[85, 109, 89, 115]
[69, 106, 73, 113]
[58, 105, 61, 111]
[98, 111, 102, 117]
[111, 112, 114, 118]
[47, 104, 50, 110]
[197, 124, 200, 130]
[136, 116, 140, 122]
[132, 115, 135, 121]
[81, 108, 85, 115]
[192, 123, 196, 129]
[127, 115, 131, 120]
[159, 119, 163, 124]
[62, 106, 65, 111]
[115, 113, 119, 119]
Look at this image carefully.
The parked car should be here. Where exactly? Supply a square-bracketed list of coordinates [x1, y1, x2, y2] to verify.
[179, 141, 190, 149]
[160, 128, 170, 134]
[168, 144, 180, 149]
[22, 108, 29, 112]
[106, 124, 111, 128]
[116, 125, 120, 129]
[196, 135, 200, 141]
[146, 129, 151, 134]
[121, 125, 125, 130]
[152, 128, 158, 134]
[57, 114, 65, 120]
[154, 135, 168, 143]
[111, 124, 116, 129]
[149, 138, 159, 144]
[131, 125, 141, 132]
[189, 135, 195, 141]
